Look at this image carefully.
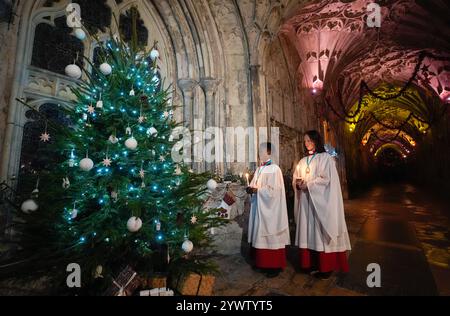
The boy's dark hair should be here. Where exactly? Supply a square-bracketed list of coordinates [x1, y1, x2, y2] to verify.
[259, 142, 273, 155]
[304, 130, 326, 153]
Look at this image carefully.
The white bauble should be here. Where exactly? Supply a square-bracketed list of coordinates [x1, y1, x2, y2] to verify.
[74, 28, 86, 41]
[65, 64, 82, 79]
[150, 49, 160, 61]
[80, 157, 94, 171]
[21, 199, 38, 214]
[99, 63, 112, 76]
[182, 239, 194, 253]
[206, 179, 218, 191]
[96, 100, 103, 108]
[71, 209, 78, 219]
[129, 89, 135, 96]
[125, 137, 138, 150]
[127, 216, 143, 233]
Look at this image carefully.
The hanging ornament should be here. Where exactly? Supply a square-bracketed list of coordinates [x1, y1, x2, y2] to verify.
[147, 127, 158, 137]
[80, 152, 94, 172]
[39, 121, 50, 142]
[65, 64, 82, 79]
[62, 177, 71, 189]
[39, 132, 50, 142]
[127, 216, 143, 233]
[139, 161, 145, 178]
[206, 179, 218, 191]
[94, 265, 104, 279]
[74, 28, 86, 41]
[150, 49, 160, 61]
[102, 157, 112, 167]
[70, 206, 78, 219]
[96, 94, 103, 109]
[169, 135, 174, 142]
[125, 137, 138, 150]
[109, 134, 119, 144]
[163, 111, 170, 119]
[141, 181, 146, 188]
[182, 237, 194, 253]
[82, 113, 88, 120]
[159, 155, 166, 162]
[129, 88, 135, 96]
[138, 115, 146, 124]
[87, 104, 95, 114]
[190, 215, 197, 224]
[156, 220, 161, 231]
[126, 126, 132, 135]
[68, 149, 75, 167]
[21, 199, 38, 214]
[111, 191, 118, 202]
[174, 166, 182, 175]
[99, 62, 112, 76]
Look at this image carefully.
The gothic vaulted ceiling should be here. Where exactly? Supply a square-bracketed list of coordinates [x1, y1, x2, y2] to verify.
[280, 0, 450, 155]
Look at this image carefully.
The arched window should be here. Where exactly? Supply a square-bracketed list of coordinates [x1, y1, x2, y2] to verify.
[119, 8, 149, 47]
[31, 16, 84, 75]
[17, 103, 71, 196]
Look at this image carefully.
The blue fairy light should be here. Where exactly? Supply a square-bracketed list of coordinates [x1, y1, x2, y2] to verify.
[99, 199, 104, 204]
[79, 237, 86, 243]
[157, 234, 163, 241]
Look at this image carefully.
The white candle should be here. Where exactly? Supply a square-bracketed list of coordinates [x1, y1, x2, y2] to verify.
[245, 173, 250, 186]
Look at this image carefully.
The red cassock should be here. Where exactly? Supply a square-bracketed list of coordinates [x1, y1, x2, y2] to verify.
[251, 247, 287, 269]
[299, 249, 349, 273]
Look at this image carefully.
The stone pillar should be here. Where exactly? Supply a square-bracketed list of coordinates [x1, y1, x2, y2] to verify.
[177, 79, 197, 128]
[200, 78, 219, 172]
[178, 79, 198, 168]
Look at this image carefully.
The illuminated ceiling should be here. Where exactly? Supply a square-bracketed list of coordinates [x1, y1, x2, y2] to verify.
[280, 0, 449, 157]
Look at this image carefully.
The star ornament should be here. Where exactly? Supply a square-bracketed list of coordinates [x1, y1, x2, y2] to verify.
[40, 132, 50, 142]
[190, 215, 197, 224]
[139, 169, 145, 178]
[138, 115, 146, 124]
[102, 157, 112, 167]
[159, 155, 166, 162]
[163, 111, 170, 119]
[87, 105, 95, 114]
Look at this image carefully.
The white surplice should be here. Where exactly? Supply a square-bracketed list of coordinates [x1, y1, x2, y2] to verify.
[293, 153, 351, 253]
[248, 163, 291, 249]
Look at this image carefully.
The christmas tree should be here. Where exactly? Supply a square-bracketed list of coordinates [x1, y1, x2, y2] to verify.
[2, 15, 224, 294]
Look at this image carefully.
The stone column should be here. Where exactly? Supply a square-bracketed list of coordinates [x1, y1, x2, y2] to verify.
[178, 79, 197, 169]
[177, 79, 197, 128]
[200, 78, 220, 172]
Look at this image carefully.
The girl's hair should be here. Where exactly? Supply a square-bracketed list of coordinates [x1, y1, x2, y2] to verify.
[304, 130, 326, 154]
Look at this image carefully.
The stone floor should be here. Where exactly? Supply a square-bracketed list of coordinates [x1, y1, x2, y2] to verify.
[213, 182, 450, 296]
